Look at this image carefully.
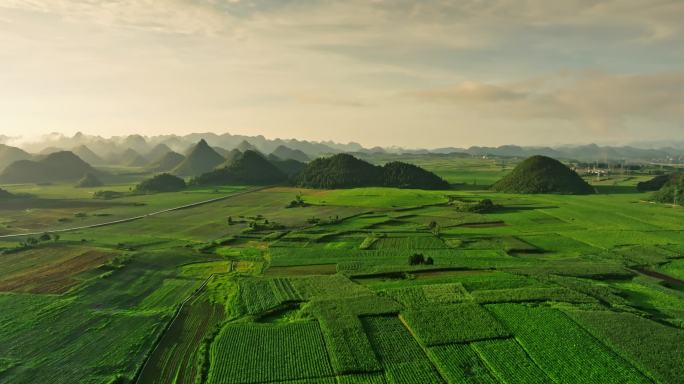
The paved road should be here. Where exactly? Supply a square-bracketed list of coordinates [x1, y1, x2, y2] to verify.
[0, 187, 265, 239]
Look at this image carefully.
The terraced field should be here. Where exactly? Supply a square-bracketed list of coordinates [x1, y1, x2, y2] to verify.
[1, 173, 683, 383]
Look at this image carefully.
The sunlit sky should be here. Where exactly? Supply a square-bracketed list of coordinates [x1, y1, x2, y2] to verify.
[1, 1, 683, 148]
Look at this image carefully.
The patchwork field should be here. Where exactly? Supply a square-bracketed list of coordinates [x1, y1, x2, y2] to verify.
[1, 172, 683, 383]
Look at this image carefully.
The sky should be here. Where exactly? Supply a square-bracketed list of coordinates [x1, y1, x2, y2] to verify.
[0, 0, 683, 148]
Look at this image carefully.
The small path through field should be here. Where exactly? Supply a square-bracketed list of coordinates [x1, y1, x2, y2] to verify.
[0, 186, 268, 239]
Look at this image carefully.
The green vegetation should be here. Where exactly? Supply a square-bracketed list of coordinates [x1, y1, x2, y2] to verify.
[298, 154, 449, 189]
[135, 173, 186, 193]
[401, 303, 510, 346]
[492, 155, 594, 194]
[652, 173, 683, 205]
[489, 304, 650, 383]
[192, 150, 287, 185]
[0, 154, 683, 384]
[207, 322, 333, 384]
[636, 173, 680, 192]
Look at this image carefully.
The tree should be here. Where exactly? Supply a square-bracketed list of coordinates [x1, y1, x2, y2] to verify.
[409, 253, 425, 266]
[425, 257, 434, 265]
[227, 216, 233, 225]
[39, 233, 51, 242]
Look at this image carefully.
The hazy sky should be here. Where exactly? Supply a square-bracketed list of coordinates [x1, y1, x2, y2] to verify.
[1, 1, 683, 148]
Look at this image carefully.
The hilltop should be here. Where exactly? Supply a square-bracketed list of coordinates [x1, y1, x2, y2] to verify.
[72, 145, 104, 165]
[652, 174, 683, 205]
[119, 148, 148, 167]
[145, 143, 173, 162]
[492, 155, 594, 194]
[382, 161, 450, 189]
[271, 145, 309, 162]
[172, 139, 225, 176]
[297, 153, 449, 189]
[147, 151, 185, 173]
[0, 151, 98, 183]
[192, 150, 287, 185]
[0, 144, 32, 170]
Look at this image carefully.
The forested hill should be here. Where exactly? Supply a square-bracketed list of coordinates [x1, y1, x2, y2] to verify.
[297, 154, 449, 190]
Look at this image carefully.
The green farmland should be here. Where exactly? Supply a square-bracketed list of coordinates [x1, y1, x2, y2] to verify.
[1, 164, 683, 384]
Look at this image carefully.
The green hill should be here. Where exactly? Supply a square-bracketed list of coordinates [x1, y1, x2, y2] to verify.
[135, 173, 186, 193]
[120, 148, 148, 167]
[221, 149, 243, 166]
[0, 151, 97, 183]
[271, 158, 307, 178]
[381, 161, 450, 190]
[492, 155, 594, 194]
[72, 145, 103, 165]
[298, 153, 381, 189]
[75, 172, 104, 188]
[173, 139, 225, 176]
[0, 144, 32, 170]
[637, 173, 681, 192]
[236, 140, 259, 153]
[272, 145, 309, 162]
[192, 150, 287, 186]
[652, 174, 683, 205]
[297, 154, 448, 189]
[145, 143, 173, 162]
[147, 151, 185, 173]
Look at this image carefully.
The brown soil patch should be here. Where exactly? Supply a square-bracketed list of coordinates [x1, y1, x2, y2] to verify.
[0, 249, 116, 294]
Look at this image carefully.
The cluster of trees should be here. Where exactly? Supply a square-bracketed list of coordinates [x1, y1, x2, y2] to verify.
[451, 198, 498, 213]
[408, 253, 434, 266]
[652, 174, 683, 206]
[135, 173, 186, 193]
[296, 154, 449, 190]
[638, 173, 681, 192]
[192, 150, 288, 186]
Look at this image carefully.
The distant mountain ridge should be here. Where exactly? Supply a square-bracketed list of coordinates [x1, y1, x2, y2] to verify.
[11, 131, 684, 163]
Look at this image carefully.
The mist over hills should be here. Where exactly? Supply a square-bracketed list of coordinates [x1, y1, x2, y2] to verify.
[0, 151, 97, 183]
[8, 132, 684, 163]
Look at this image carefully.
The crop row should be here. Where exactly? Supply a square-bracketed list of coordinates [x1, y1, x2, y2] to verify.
[427, 343, 496, 384]
[401, 303, 510, 346]
[381, 283, 469, 308]
[471, 338, 551, 384]
[487, 304, 651, 384]
[207, 321, 333, 384]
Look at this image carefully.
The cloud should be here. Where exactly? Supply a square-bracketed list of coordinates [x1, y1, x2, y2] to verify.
[404, 71, 684, 131]
[0, 0, 230, 35]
